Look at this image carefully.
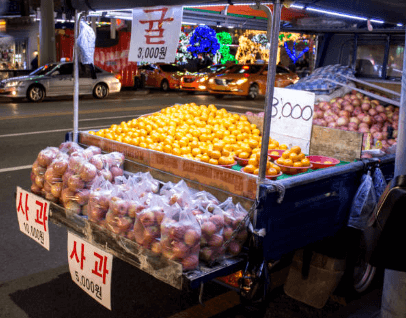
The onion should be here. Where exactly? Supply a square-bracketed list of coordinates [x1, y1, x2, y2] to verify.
[331, 101, 341, 109]
[393, 114, 399, 122]
[337, 97, 344, 105]
[319, 119, 327, 127]
[330, 98, 337, 103]
[320, 103, 331, 111]
[382, 131, 388, 139]
[386, 105, 395, 112]
[348, 122, 359, 130]
[352, 106, 362, 116]
[356, 92, 364, 99]
[371, 100, 380, 106]
[368, 108, 378, 116]
[379, 113, 387, 122]
[344, 104, 355, 113]
[359, 122, 369, 129]
[349, 117, 361, 125]
[318, 101, 327, 109]
[314, 110, 324, 119]
[328, 122, 338, 128]
[393, 122, 399, 130]
[374, 115, 384, 123]
[339, 110, 351, 118]
[376, 105, 385, 113]
[361, 103, 371, 111]
[340, 126, 349, 131]
[362, 115, 373, 126]
[393, 129, 398, 138]
[352, 99, 361, 107]
[388, 139, 396, 145]
[331, 106, 341, 115]
[325, 116, 336, 123]
[357, 113, 367, 121]
[344, 94, 351, 100]
[337, 116, 349, 126]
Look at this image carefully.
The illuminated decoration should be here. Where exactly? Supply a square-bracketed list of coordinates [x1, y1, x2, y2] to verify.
[236, 31, 269, 64]
[252, 33, 269, 48]
[216, 32, 237, 64]
[187, 25, 220, 57]
[176, 32, 192, 63]
[284, 42, 309, 63]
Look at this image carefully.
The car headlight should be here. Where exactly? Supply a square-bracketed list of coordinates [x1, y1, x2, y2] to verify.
[199, 76, 208, 83]
[5, 81, 23, 87]
[209, 78, 214, 84]
[235, 78, 248, 85]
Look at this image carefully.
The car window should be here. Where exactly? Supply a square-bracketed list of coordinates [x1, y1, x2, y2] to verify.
[29, 63, 59, 76]
[52, 63, 73, 76]
[276, 66, 290, 74]
[159, 64, 181, 73]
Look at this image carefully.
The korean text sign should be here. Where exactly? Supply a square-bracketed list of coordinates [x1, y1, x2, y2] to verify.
[129, 6, 183, 63]
[16, 186, 50, 250]
[269, 87, 315, 154]
[68, 232, 113, 310]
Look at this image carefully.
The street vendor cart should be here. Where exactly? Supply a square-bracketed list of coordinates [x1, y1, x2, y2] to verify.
[16, 0, 406, 315]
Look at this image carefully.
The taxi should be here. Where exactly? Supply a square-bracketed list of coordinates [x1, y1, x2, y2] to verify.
[207, 64, 299, 99]
[180, 64, 229, 93]
[135, 63, 184, 91]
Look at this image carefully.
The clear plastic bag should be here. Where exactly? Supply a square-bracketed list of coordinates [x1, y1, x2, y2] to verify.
[77, 20, 95, 65]
[347, 172, 378, 230]
[373, 167, 388, 201]
[198, 204, 225, 264]
[192, 191, 220, 211]
[160, 205, 201, 271]
[87, 176, 114, 223]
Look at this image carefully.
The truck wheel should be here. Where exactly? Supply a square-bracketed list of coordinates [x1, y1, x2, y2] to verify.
[160, 80, 169, 91]
[93, 83, 109, 99]
[27, 85, 45, 102]
[247, 84, 259, 100]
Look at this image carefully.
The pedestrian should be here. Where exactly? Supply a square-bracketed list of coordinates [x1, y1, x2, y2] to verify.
[31, 55, 38, 70]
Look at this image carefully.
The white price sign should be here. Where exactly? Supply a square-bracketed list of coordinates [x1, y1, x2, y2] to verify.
[16, 186, 50, 250]
[270, 87, 315, 154]
[129, 6, 183, 63]
[68, 232, 113, 310]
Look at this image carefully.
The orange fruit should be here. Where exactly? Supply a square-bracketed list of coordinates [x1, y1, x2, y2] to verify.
[279, 144, 288, 150]
[192, 148, 201, 156]
[209, 150, 221, 159]
[301, 158, 310, 167]
[297, 153, 305, 161]
[248, 157, 258, 166]
[200, 154, 210, 163]
[293, 162, 303, 168]
[291, 146, 301, 154]
[282, 151, 290, 159]
[289, 153, 298, 162]
[238, 152, 249, 159]
[270, 151, 280, 156]
[253, 168, 259, 175]
[209, 158, 219, 165]
[267, 168, 278, 176]
[284, 159, 293, 166]
[244, 165, 255, 174]
[276, 157, 285, 165]
[218, 156, 229, 165]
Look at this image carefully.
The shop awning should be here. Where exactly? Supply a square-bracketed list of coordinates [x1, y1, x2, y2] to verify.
[69, 0, 406, 25]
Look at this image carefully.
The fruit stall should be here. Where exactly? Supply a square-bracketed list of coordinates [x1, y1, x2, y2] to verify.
[17, 0, 406, 311]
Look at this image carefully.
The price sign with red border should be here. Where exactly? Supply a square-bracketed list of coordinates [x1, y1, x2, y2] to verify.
[68, 232, 113, 310]
[16, 186, 50, 250]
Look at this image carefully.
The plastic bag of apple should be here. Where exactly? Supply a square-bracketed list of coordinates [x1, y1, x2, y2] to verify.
[312, 90, 398, 153]
[30, 141, 125, 215]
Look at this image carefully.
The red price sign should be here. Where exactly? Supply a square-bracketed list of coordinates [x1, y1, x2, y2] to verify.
[68, 232, 113, 310]
[16, 186, 50, 250]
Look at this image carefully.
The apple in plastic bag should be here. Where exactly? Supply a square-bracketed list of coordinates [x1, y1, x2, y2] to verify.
[182, 254, 199, 271]
[79, 162, 97, 182]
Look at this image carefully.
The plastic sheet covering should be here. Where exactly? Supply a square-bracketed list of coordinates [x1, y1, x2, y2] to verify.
[77, 20, 95, 65]
[373, 167, 388, 200]
[347, 171, 377, 229]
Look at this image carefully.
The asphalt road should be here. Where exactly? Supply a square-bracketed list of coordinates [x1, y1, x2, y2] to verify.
[0, 89, 381, 318]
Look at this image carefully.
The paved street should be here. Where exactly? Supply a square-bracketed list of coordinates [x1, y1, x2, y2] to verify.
[0, 89, 382, 317]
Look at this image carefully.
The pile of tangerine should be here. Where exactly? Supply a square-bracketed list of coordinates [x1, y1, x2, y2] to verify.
[243, 153, 281, 176]
[274, 146, 311, 167]
[89, 103, 287, 166]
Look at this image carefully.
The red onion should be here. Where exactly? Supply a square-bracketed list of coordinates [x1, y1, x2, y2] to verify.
[382, 131, 388, 139]
[330, 98, 337, 103]
[350, 94, 358, 100]
[349, 117, 361, 125]
[340, 126, 349, 131]
[359, 127, 370, 133]
[353, 107, 362, 116]
[339, 110, 351, 118]
[373, 115, 384, 123]
[331, 106, 341, 115]
[373, 132, 383, 140]
[337, 116, 349, 126]
[368, 108, 378, 116]
[328, 122, 338, 128]
[337, 97, 344, 105]
[357, 113, 367, 121]
[318, 101, 327, 109]
[344, 94, 351, 100]
[319, 119, 327, 127]
[388, 139, 396, 145]
[371, 100, 380, 106]
[361, 103, 371, 111]
[393, 114, 399, 122]
[320, 103, 331, 111]
[376, 105, 385, 113]
[393, 130, 398, 138]
[380, 113, 387, 122]
[386, 105, 395, 112]
[359, 122, 369, 129]
[314, 110, 324, 119]
[344, 104, 354, 112]
[325, 116, 336, 123]
[348, 122, 359, 130]
[324, 109, 335, 118]
[393, 122, 399, 130]
[352, 99, 361, 107]
[331, 102, 341, 109]
[356, 92, 364, 99]
[362, 115, 373, 126]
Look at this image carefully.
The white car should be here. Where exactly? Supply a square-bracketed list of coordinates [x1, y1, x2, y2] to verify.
[0, 62, 122, 102]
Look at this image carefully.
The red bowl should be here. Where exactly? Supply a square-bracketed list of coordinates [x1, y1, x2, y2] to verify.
[219, 161, 237, 169]
[307, 156, 340, 169]
[268, 149, 285, 161]
[274, 162, 313, 175]
[234, 155, 249, 166]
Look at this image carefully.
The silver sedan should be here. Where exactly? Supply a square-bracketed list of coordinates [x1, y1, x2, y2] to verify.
[0, 62, 121, 102]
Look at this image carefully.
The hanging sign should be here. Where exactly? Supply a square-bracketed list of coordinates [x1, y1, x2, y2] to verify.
[269, 87, 315, 153]
[16, 187, 50, 250]
[129, 6, 183, 63]
[68, 232, 113, 310]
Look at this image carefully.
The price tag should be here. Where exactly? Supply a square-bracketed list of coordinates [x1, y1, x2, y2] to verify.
[129, 6, 183, 63]
[16, 186, 50, 250]
[269, 87, 315, 154]
[68, 232, 113, 310]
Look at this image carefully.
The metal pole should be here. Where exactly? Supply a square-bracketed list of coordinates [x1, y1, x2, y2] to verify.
[256, 0, 281, 227]
[73, 11, 82, 143]
[258, 0, 281, 180]
[380, 26, 406, 318]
